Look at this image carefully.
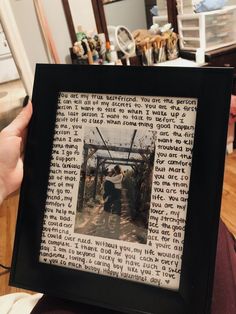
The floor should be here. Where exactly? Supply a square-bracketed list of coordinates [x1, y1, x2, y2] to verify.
[221, 150, 236, 237]
[0, 193, 33, 295]
[0, 79, 25, 130]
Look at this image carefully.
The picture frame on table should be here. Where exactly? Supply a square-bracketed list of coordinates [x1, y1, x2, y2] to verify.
[10, 64, 233, 314]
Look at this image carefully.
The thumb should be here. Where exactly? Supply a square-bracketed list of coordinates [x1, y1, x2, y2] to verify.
[4, 100, 33, 136]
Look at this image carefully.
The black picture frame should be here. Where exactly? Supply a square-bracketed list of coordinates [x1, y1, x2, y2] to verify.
[10, 64, 233, 314]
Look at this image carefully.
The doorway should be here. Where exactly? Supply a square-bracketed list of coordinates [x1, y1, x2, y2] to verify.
[0, 21, 26, 130]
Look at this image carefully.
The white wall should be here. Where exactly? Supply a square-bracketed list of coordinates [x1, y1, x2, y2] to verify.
[42, 0, 72, 64]
[69, 0, 97, 35]
[8, 0, 97, 68]
[104, 0, 147, 31]
[9, 0, 49, 75]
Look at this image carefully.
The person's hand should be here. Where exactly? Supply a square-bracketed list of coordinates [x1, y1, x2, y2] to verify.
[230, 95, 236, 124]
[0, 101, 33, 204]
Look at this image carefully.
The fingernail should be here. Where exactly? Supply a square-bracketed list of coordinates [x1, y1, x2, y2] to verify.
[23, 95, 29, 107]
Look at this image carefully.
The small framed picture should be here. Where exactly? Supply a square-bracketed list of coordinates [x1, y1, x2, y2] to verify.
[10, 64, 233, 314]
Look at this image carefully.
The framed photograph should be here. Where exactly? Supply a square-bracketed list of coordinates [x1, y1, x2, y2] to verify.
[10, 64, 233, 314]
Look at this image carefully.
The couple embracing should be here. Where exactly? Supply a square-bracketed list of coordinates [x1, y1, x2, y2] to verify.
[103, 165, 123, 215]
